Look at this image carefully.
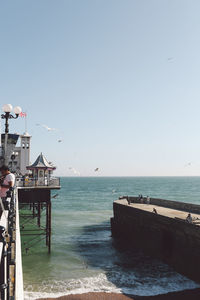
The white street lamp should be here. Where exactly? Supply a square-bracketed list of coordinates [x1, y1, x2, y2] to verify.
[1, 104, 22, 133]
[2, 104, 13, 113]
[13, 106, 22, 115]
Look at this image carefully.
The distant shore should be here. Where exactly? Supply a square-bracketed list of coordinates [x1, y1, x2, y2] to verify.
[38, 288, 200, 300]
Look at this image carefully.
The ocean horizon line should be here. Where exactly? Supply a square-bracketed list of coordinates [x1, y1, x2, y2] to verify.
[57, 175, 200, 178]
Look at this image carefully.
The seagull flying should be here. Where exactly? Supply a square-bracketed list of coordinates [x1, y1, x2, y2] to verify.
[167, 57, 174, 62]
[42, 124, 56, 131]
[94, 168, 99, 172]
[52, 194, 59, 199]
[69, 167, 81, 176]
[184, 162, 192, 167]
[36, 124, 57, 131]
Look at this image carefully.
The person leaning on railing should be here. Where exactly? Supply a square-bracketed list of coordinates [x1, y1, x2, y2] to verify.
[0, 165, 15, 199]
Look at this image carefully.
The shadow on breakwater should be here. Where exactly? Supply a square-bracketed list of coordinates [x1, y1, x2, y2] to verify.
[73, 220, 197, 296]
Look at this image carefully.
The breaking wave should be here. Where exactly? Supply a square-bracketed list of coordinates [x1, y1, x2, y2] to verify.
[24, 272, 199, 300]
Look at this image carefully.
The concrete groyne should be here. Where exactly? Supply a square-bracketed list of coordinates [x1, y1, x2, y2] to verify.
[111, 197, 200, 283]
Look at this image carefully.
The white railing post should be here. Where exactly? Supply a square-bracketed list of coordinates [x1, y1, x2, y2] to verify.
[15, 190, 24, 300]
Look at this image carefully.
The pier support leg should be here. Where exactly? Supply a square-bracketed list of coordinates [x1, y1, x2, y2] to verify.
[37, 202, 41, 227]
[19, 188, 54, 254]
[48, 201, 51, 254]
[45, 201, 52, 253]
[46, 202, 49, 246]
[33, 203, 35, 218]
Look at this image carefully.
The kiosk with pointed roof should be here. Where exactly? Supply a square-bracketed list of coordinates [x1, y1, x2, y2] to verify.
[27, 152, 56, 185]
[18, 152, 60, 254]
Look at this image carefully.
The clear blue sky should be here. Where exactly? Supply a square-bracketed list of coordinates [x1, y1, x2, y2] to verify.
[0, 0, 200, 176]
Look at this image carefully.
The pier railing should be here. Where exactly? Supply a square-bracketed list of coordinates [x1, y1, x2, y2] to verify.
[0, 189, 24, 300]
[0, 205, 9, 299]
[16, 176, 60, 188]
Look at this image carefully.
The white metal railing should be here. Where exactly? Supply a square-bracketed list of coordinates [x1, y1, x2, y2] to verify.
[0, 210, 8, 262]
[15, 191, 24, 300]
[16, 176, 60, 188]
[0, 208, 9, 300]
[0, 190, 24, 300]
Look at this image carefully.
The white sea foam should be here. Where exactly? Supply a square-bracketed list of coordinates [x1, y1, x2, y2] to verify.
[24, 273, 120, 299]
[24, 272, 200, 300]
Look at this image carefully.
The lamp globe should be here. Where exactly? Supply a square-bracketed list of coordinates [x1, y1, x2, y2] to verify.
[2, 104, 13, 113]
[13, 106, 22, 115]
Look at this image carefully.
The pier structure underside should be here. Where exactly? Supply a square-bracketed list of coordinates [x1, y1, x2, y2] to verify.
[17, 188, 55, 254]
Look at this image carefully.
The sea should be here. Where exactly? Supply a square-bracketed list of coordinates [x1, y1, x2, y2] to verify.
[23, 177, 200, 300]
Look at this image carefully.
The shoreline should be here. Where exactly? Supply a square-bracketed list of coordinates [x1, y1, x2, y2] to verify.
[38, 288, 200, 300]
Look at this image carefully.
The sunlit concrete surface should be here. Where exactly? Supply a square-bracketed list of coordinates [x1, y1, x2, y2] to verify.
[115, 199, 200, 224]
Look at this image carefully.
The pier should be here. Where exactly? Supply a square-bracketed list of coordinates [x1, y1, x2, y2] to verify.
[0, 118, 62, 298]
[0, 175, 61, 299]
[111, 196, 200, 283]
[16, 153, 60, 254]
[17, 177, 60, 254]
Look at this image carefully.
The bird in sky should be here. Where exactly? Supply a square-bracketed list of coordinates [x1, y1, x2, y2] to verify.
[69, 167, 81, 176]
[94, 168, 99, 172]
[167, 57, 174, 62]
[184, 162, 192, 167]
[58, 139, 62, 143]
[36, 123, 57, 131]
[52, 194, 59, 199]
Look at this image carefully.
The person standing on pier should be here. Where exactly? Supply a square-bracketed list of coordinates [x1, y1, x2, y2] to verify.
[0, 165, 15, 198]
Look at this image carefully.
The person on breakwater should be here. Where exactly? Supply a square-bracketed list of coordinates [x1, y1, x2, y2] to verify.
[138, 194, 144, 203]
[146, 196, 150, 204]
[0, 165, 15, 199]
[186, 213, 193, 223]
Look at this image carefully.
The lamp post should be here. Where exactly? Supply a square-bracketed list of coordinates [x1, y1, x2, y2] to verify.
[1, 104, 22, 164]
[1, 104, 22, 134]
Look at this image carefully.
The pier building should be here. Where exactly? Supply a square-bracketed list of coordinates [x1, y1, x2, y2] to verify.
[1, 132, 31, 175]
[11, 132, 31, 175]
[26, 152, 56, 186]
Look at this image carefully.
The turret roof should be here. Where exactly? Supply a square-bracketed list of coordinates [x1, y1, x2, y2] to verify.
[27, 153, 56, 169]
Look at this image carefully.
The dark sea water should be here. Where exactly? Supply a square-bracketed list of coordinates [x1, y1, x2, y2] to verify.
[23, 177, 200, 299]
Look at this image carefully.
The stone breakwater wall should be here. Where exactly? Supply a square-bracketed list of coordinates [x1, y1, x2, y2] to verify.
[111, 198, 200, 283]
[126, 196, 200, 214]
